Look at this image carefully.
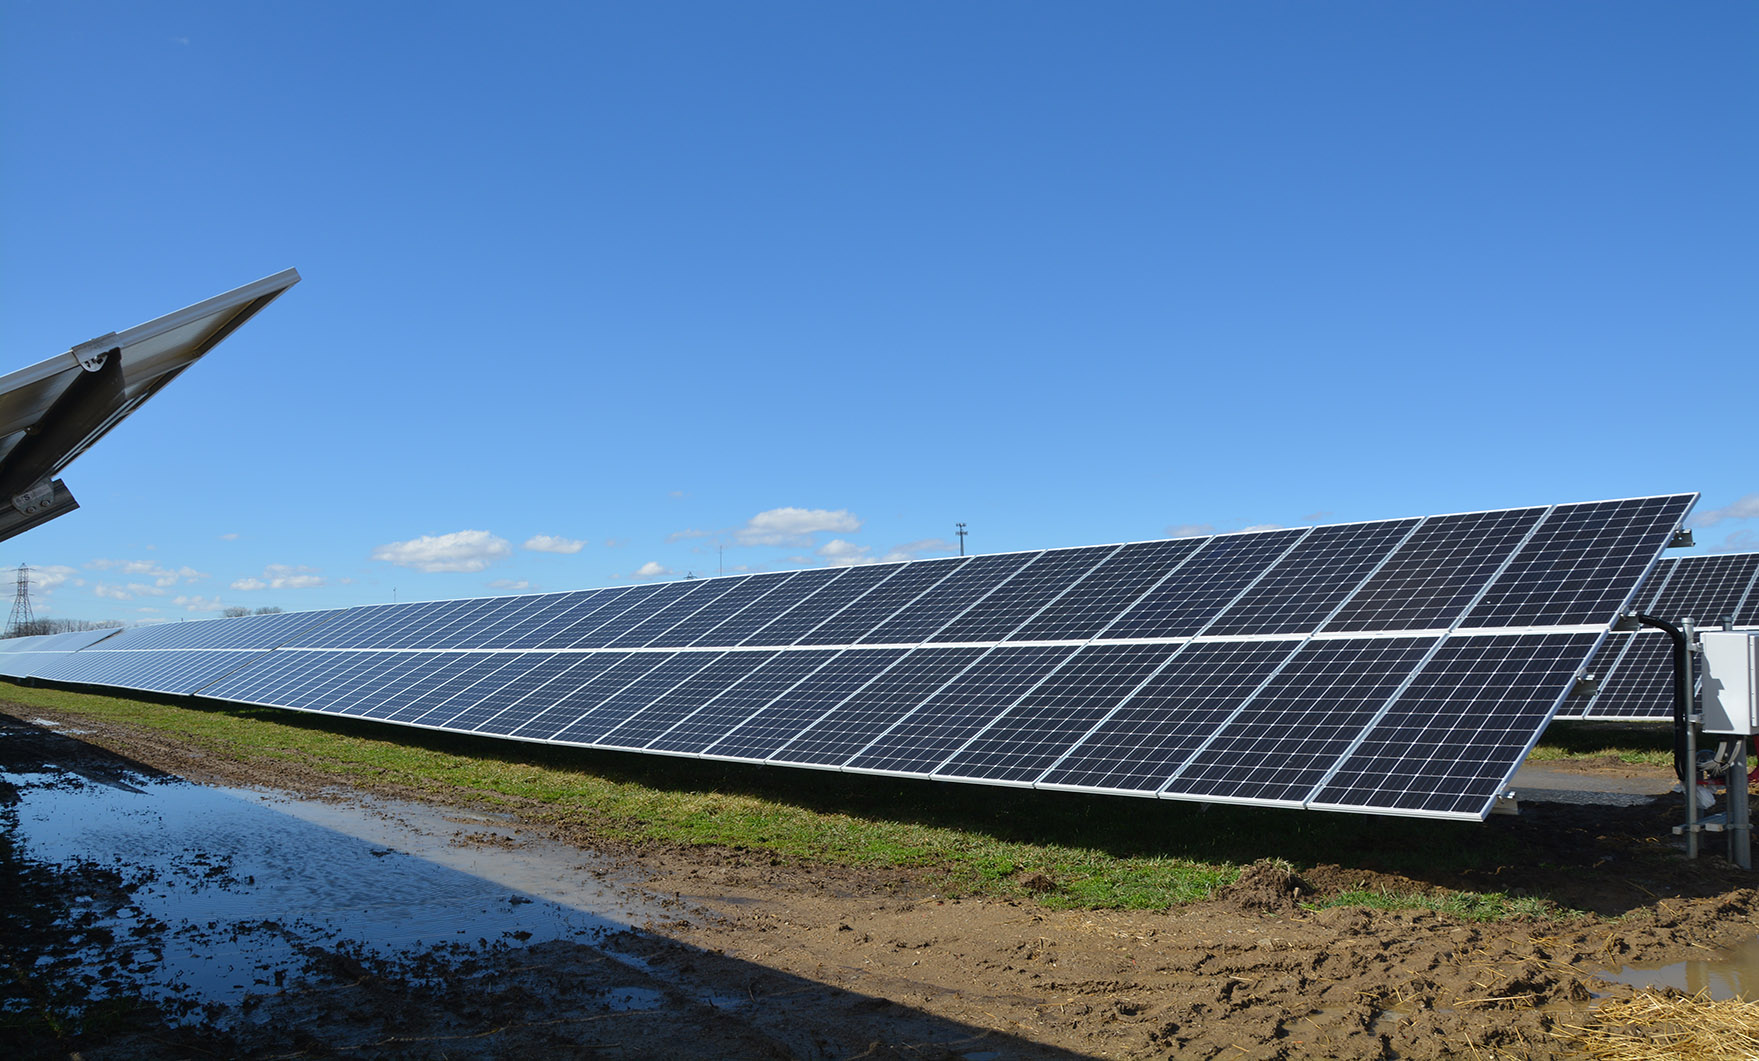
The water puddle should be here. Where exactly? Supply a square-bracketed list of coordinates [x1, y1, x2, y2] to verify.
[1598, 934, 1759, 1000]
[2, 760, 676, 1024]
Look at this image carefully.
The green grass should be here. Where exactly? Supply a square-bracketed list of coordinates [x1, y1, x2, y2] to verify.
[1527, 720, 1675, 766]
[2, 683, 1597, 917]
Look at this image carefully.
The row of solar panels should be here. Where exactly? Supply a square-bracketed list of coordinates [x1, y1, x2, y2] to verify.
[0, 495, 1703, 821]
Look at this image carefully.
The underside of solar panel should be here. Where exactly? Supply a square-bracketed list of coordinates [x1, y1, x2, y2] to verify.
[3, 493, 1699, 822]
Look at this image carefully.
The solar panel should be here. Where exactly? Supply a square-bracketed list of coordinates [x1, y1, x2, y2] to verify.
[1561, 551, 1759, 721]
[3, 493, 1698, 822]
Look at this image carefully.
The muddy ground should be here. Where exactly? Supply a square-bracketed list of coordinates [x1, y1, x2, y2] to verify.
[4, 703, 1755, 1060]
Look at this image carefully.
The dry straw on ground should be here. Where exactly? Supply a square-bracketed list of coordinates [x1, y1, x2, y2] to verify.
[1562, 990, 1759, 1061]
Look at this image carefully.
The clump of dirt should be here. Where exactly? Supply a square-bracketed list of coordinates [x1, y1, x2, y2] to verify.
[1214, 858, 1309, 913]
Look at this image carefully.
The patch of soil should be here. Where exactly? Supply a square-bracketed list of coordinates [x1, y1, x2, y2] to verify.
[4, 705, 1755, 1060]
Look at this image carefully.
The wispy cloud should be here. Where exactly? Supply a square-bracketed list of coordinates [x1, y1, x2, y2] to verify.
[487, 578, 533, 591]
[817, 539, 872, 566]
[879, 538, 955, 563]
[1690, 493, 1759, 528]
[372, 530, 511, 573]
[28, 565, 81, 594]
[220, 532, 240, 541]
[666, 528, 713, 543]
[523, 534, 585, 554]
[1166, 523, 1215, 538]
[632, 561, 674, 579]
[172, 595, 227, 612]
[736, 507, 861, 546]
[231, 564, 325, 591]
[88, 559, 208, 587]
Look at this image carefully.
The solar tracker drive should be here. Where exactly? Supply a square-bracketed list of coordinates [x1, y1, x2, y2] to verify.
[4, 493, 1696, 822]
[1562, 551, 1759, 721]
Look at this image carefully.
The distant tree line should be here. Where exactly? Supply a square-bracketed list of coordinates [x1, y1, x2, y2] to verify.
[223, 606, 284, 618]
[3, 618, 125, 638]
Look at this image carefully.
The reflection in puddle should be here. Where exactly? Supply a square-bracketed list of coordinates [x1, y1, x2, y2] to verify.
[3, 764, 674, 1023]
[1600, 934, 1759, 1001]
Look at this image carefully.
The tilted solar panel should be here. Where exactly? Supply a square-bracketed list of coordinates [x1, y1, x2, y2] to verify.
[1562, 551, 1759, 721]
[10, 494, 1698, 821]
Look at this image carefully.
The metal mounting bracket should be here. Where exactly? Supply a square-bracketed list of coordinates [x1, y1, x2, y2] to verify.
[12, 479, 57, 516]
[1612, 613, 1643, 632]
[1570, 673, 1599, 698]
[69, 334, 119, 372]
[1670, 528, 1695, 548]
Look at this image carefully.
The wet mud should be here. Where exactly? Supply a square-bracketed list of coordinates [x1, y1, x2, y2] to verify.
[4, 706, 1756, 1059]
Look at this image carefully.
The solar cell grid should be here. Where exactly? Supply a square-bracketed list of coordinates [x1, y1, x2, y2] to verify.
[1311, 633, 1600, 816]
[738, 564, 902, 646]
[929, 545, 1115, 643]
[1324, 507, 1546, 633]
[1039, 639, 1297, 793]
[689, 567, 845, 646]
[845, 645, 1077, 776]
[508, 653, 672, 741]
[798, 558, 969, 646]
[1648, 552, 1759, 627]
[1007, 538, 1204, 643]
[476, 652, 637, 735]
[1203, 519, 1417, 637]
[377, 598, 498, 650]
[570, 581, 716, 648]
[644, 572, 797, 648]
[701, 648, 907, 761]
[460, 592, 582, 649]
[533, 584, 659, 649]
[1163, 637, 1437, 805]
[376, 654, 521, 724]
[548, 651, 735, 746]
[1466, 495, 1695, 628]
[646, 648, 845, 754]
[858, 552, 1034, 645]
[771, 646, 987, 766]
[1098, 530, 1306, 641]
[935, 643, 1184, 784]
[605, 578, 743, 648]
[432, 653, 567, 730]
[595, 650, 782, 750]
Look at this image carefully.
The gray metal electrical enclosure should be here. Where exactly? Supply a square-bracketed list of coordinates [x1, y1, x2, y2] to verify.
[1701, 631, 1759, 735]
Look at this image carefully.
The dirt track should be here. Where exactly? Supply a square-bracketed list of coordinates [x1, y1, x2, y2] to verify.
[4, 704, 1755, 1060]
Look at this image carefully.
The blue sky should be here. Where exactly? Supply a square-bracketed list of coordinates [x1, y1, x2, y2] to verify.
[1, 2, 1753, 624]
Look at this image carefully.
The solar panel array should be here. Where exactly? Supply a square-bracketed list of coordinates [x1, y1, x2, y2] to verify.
[0, 626, 120, 679]
[0, 494, 1696, 821]
[1564, 551, 1759, 721]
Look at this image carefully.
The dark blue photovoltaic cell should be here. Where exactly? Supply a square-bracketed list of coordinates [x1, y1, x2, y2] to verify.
[1310, 633, 1599, 816]
[278, 602, 408, 649]
[477, 653, 639, 735]
[466, 592, 595, 649]
[379, 599, 501, 650]
[644, 573, 798, 648]
[275, 652, 391, 711]
[1466, 495, 1695, 628]
[197, 647, 335, 705]
[846, 646, 1078, 776]
[646, 649, 845, 754]
[688, 568, 846, 647]
[701, 649, 908, 761]
[530, 586, 657, 649]
[573, 582, 713, 648]
[595, 651, 781, 750]
[928, 546, 1114, 644]
[1098, 530, 1305, 641]
[739, 565, 904, 646]
[1162, 637, 1437, 805]
[1007, 538, 1205, 643]
[370, 654, 522, 723]
[772, 648, 987, 766]
[1038, 640, 1297, 793]
[333, 654, 460, 716]
[429, 653, 567, 730]
[798, 559, 969, 646]
[507, 654, 667, 741]
[1645, 552, 1759, 628]
[1202, 520, 1416, 636]
[1323, 508, 1546, 632]
[1567, 632, 1677, 720]
[859, 553, 1037, 645]
[605, 579, 746, 648]
[934, 643, 1185, 784]
[551, 653, 727, 745]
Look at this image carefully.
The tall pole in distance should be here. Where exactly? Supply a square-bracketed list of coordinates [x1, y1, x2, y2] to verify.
[956, 523, 967, 557]
[6, 564, 33, 637]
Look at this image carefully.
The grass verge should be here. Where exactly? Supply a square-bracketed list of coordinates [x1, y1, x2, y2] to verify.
[2, 683, 1597, 917]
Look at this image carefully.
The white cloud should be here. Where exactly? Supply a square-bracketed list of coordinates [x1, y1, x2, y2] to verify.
[372, 530, 511, 573]
[1238, 524, 1285, 533]
[94, 581, 168, 601]
[523, 534, 585, 554]
[88, 559, 207, 586]
[232, 564, 325, 591]
[666, 528, 713, 543]
[604, 538, 629, 548]
[488, 578, 532, 591]
[632, 561, 674, 579]
[172, 595, 227, 612]
[28, 565, 81, 593]
[1690, 494, 1759, 528]
[1166, 523, 1216, 538]
[220, 532, 240, 541]
[736, 507, 862, 546]
[817, 539, 874, 567]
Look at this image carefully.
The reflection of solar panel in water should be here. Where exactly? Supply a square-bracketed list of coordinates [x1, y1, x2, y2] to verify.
[1562, 551, 1759, 721]
[10, 494, 1697, 822]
